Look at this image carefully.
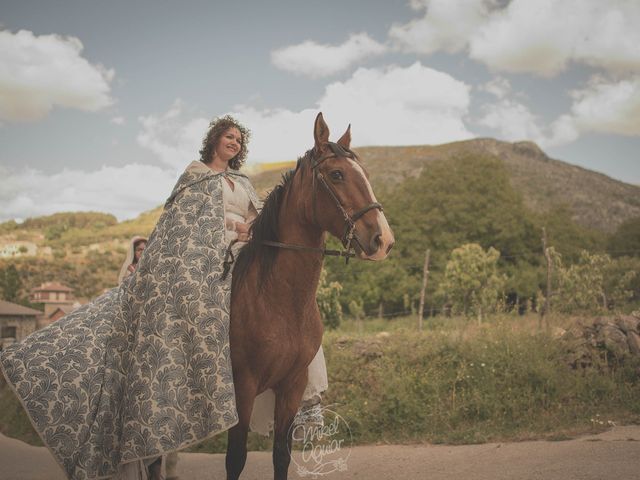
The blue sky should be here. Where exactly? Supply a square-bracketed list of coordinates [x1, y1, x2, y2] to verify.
[1, 0, 639, 222]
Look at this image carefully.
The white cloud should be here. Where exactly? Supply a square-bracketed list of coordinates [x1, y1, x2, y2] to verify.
[476, 75, 640, 147]
[478, 99, 547, 144]
[316, 62, 472, 147]
[478, 76, 640, 147]
[390, 0, 496, 55]
[137, 100, 209, 169]
[469, 0, 578, 76]
[480, 76, 511, 99]
[477, 98, 584, 147]
[111, 116, 125, 125]
[271, 33, 387, 78]
[0, 29, 114, 122]
[229, 107, 319, 163]
[0, 164, 177, 222]
[567, 76, 640, 136]
[238, 62, 473, 160]
[391, 0, 640, 76]
[574, 5, 640, 74]
[138, 63, 473, 165]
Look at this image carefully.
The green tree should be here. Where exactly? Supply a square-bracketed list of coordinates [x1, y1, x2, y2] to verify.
[0, 264, 22, 302]
[327, 153, 541, 315]
[537, 206, 606, 263]
[608, 217, 640, 258]
[438, 243, 505, 322]
[552, 250, 638, 313]
[317, 268, 343, 330]
[605, 256, 640, 308]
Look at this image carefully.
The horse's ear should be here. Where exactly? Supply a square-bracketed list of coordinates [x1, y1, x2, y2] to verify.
[314, 112, 330, 153]
[337, 124, 351, 149]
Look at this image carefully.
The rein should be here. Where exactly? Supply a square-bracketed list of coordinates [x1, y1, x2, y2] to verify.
[265, 142, 383, 264]
[262, 240, 355, 258]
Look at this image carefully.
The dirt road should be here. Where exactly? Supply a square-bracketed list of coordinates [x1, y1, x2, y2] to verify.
[1, 426, 638, 479]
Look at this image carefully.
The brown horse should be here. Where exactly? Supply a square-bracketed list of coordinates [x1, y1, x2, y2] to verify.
[226, 113, 394, 479]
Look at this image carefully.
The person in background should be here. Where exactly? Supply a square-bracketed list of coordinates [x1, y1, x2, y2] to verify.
[118, 236, 147, 284]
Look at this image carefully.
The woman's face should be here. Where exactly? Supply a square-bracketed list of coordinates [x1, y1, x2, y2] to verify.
[134, 241, 146, 261]
[214, 127, 242, 163]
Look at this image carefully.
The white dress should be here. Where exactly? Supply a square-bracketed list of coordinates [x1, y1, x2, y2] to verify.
[222, 176, 328, 436]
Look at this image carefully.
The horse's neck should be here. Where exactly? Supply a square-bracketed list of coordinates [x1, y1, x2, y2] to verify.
[270, 186, 325, 299]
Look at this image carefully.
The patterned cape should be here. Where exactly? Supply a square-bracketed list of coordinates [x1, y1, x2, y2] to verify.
[0, 161, 261, 480]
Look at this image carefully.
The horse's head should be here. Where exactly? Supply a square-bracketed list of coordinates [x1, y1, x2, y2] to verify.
[307, 113, 394, 261]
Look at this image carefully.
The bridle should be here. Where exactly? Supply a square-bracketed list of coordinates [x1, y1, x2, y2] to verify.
[263, 142, 383, 263]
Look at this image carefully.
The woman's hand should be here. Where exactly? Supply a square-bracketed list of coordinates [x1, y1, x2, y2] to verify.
[235, 221, 251, 242]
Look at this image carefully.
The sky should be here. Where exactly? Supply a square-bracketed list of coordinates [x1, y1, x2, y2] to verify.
[1, 0, 639, 222]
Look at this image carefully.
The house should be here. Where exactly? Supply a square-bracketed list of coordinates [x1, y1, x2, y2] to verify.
[39, 303, 81, 328]
[30, 281, 76, 318]
[0, 241, 37, 258]
[0, 300, 43, 347]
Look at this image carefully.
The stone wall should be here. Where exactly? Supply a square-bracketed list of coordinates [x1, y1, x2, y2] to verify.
[561, 312, 640, 368]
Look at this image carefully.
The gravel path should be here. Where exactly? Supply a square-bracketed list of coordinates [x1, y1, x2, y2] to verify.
[1, 426, 639, 479]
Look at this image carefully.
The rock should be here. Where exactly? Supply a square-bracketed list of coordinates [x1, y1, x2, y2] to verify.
[560, 315, 640, 368]
[352, 339, 383, 360]
[627, 331, 640, 355]
[597, 324, 630, 357]
[615, 315, 640, 335]
[593, 316, 609, 327]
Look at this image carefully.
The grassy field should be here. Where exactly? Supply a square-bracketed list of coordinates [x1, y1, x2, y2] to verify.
[322, 313, 640, 445]
[1, 313, 639, 453]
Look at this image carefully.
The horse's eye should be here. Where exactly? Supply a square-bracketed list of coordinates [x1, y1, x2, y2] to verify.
[330, 170, 344, 181]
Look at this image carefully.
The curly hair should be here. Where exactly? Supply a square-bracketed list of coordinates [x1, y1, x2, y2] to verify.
[199, 115, 251, 170]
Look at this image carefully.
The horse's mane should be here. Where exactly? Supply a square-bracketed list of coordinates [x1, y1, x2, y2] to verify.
[232, 152, 310, 288]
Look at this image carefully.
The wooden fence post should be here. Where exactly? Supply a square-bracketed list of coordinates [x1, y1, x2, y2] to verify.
[541, 227, 552, 329]
[418, 249, 430, 331]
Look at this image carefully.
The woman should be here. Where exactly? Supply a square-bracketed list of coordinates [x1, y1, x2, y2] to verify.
[0, 115, 325, 480]
[118, 236, 147, 284]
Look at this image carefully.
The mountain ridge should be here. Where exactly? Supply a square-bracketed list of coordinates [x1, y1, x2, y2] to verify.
[249, 138, 639, 233]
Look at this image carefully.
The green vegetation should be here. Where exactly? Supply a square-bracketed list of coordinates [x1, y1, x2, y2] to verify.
[438, 244, 505, 321]
[550, 250, 639, 313]
[323, 315, 640, 445]
[317, 268, 344, 330]
[0, 252, 123, 301]
[45, 208, 159, 249]
[2, 314, 638, 450]
[0, 264, 22, 303]
[609, 217, 640, 258]
[324, 154, 638, 317]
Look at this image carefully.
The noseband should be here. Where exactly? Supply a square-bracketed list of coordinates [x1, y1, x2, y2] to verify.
[263, 142, 383, 263]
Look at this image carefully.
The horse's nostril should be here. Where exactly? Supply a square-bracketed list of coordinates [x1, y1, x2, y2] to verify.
[386, 241, 394, 254]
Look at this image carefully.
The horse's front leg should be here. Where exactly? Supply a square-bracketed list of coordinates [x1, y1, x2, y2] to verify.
[225, 377, 257, 480]
[273, 370, 308, 480]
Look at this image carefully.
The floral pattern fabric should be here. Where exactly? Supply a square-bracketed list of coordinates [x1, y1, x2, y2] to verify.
[0, 162, 261, 480]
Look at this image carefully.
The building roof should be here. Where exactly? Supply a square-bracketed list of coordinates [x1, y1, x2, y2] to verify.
[0, 300, 43, 316]
[31, 281, 74, 293]
[48, 306, 71, 318]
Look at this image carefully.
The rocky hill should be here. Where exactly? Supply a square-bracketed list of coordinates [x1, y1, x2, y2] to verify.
[250, 139, 640, 233]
